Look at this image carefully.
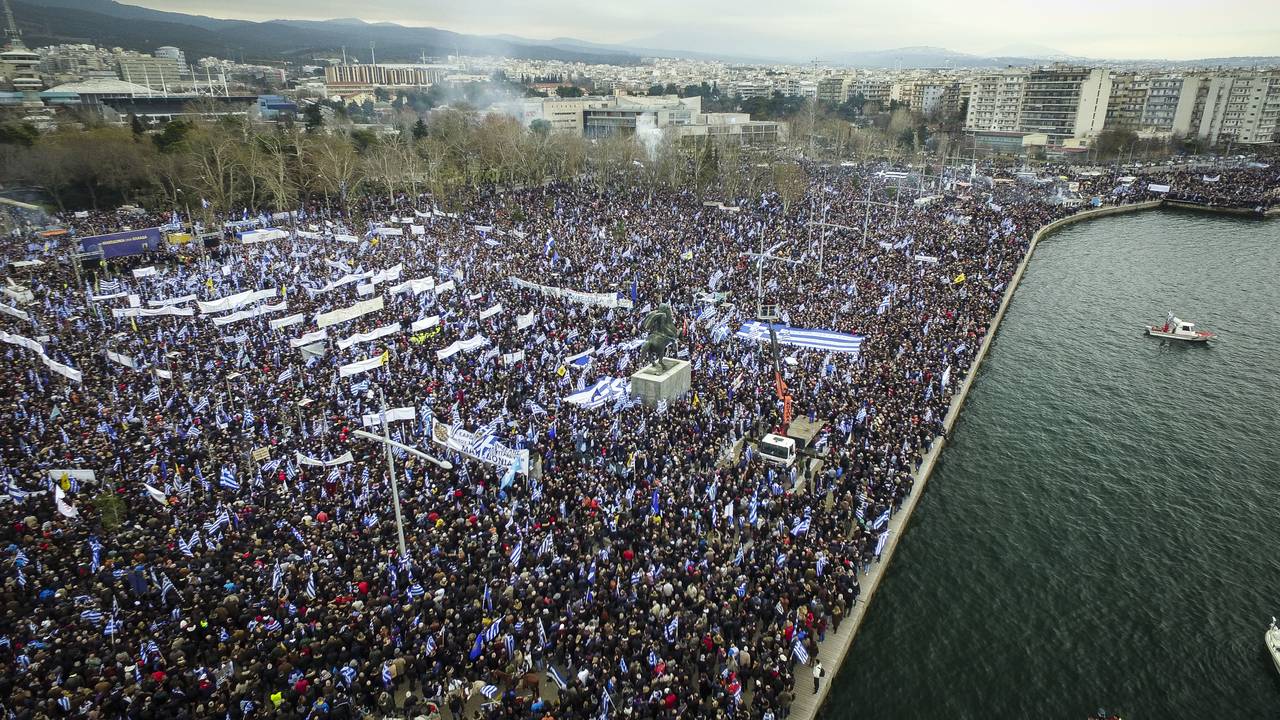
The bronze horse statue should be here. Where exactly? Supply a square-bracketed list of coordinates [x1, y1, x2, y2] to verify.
[639, 303, 679, 371]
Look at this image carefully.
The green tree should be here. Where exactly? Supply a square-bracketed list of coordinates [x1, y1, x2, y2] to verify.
[152, 120, 194, 153]
[555, 86, 584, 98]
[374, 86, 391, 102]
[530, 119, 552, 136]
[0, 122, 38, 147]
[93, 489, 127, 530]
[412, 118, 428, 140]
[303, 103, 324, 131]
[129, 113, 145, 135]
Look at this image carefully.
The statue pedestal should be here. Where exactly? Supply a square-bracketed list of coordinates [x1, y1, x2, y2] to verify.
[630, 358, 691, 406]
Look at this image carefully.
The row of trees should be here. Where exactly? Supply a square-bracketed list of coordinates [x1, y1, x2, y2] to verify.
[0, 108, 818, 214]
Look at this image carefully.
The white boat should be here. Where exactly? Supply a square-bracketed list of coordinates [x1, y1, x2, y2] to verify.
[1144, 312, 1213, 343]
[1266, 618, 1280, 677]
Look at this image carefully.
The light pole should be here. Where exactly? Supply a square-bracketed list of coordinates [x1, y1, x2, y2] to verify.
[352, 387, 454, 559]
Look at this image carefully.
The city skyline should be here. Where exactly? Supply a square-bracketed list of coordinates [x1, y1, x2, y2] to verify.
[115, 0, 1280, 62]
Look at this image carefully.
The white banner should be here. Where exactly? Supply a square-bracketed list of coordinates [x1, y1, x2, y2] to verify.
[198, 288, 277, 315]
[89, 292, 128, 302]
[502, 350, 525, 365]
[290, 329, 328, 348]
[516, 312, 536, 330]
[147, 294, 196, 307]
[435, 280, 455, 295]
[361, 406, 416, 427]
[914, 255, 939, 264]
[240, 228, 288, 244]
[356, 282, 375, 296]
[210, 301, 287, 326]
[112, 306, 195, 319]
[132, 266, 157, 278]
[509, 277, 619, 308]
[269, 313, 305, 330]
[307, 270, 372, 297]
[316, 296, 384, 329]
[479, 303, 503, 320]
[0, 302, 30, 322]
[1147, 183, 1171, 193]
[338, 353, 387, 378]
[389, 278, 436, 296]
[295, 451, 354, 467]
[105, 350, 137, 369]
[337, 322, 401, 350]
[48, 469, 97, 483]
[410, 316, 440, 332]
[430, 420, 529, 474]
[0, 331, 84, 383]
[436, 334, 489, 360]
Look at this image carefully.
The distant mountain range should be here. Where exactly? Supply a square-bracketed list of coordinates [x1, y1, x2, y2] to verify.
[13, 0, 1280, 70]
[12, 0, 639, 65]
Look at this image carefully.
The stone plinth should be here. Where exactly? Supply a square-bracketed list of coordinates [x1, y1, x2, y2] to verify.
[629, 358, 691, 406]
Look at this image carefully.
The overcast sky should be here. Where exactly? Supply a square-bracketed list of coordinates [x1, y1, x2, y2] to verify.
[131, 0, 1280, 60]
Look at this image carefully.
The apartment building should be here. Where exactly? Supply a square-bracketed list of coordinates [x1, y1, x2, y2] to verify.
[965, 69, 1026, 133]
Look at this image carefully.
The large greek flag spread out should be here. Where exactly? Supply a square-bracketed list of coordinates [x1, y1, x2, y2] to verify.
[565, 377, 631, 409]
[735, 321, 864, 358]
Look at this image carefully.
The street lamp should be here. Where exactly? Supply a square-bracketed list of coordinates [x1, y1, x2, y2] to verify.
[352, 385, 454, 558]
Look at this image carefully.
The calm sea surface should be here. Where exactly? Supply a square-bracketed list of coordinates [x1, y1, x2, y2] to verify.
[826, 209, 1280, 720]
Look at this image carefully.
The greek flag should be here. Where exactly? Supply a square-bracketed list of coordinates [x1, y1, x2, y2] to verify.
[80, 609, 103, 624]
[664, 616, 678, 642]
[271, 560, 282, 591]
[480, 684, 499, 699]
[548, 664, 568, 690]
[243, 407, 256, 426]
[339, 666, 357, 686]
[509, 541, 523, 567]
[381, 663, 393, 686]
[143, 387, 161, 404]
[736, 321, 864, 358]
[875, 530, 890, 556]
[264, 617, 281, 632]
[194, 396, 208, 413]
[278, 366, 295, 383]
[483, 619, 502, 642]
[219, 467, 239, 492]
[792, 638, 810, 665]
[791, 513, 811, 536]
[872, 509, 890, 530]
[178, 534, 195, 557]
[816, 554, 827, 577]
[7, 481, 34, 503]
[305, 572, 317, 598]
[87, 536, 102, 572]
[407, 583, 424, 599]
[161, 573, 181, 602]
[539, 534, 554, 557]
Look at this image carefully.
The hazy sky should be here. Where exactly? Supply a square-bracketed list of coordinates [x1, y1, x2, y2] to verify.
[131, 0, 1280, 60]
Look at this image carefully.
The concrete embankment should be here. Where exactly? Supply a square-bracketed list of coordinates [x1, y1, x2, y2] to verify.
[786, 199, 1166, 720]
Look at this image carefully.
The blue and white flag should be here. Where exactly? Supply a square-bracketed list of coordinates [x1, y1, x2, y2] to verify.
[792, 639, 810, 665]
[564, 377, 630, 410]
[875, 530, 890, 556]
[664, 615, 678, 642]
[219, 466, 239, 492]
[539, 534, 554, 557]
[480, 684, 499, 699]
[548, 664, 568, 690]
[872, 509, 890, 530]
[509, 541, 523, 567]
[736, 321, 863, 358]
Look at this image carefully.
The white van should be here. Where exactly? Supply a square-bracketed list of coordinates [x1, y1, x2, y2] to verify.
[759, 433, 796, 468]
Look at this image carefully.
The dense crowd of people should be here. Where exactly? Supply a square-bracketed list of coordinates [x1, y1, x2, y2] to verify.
[0, 160, 1274, 720]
